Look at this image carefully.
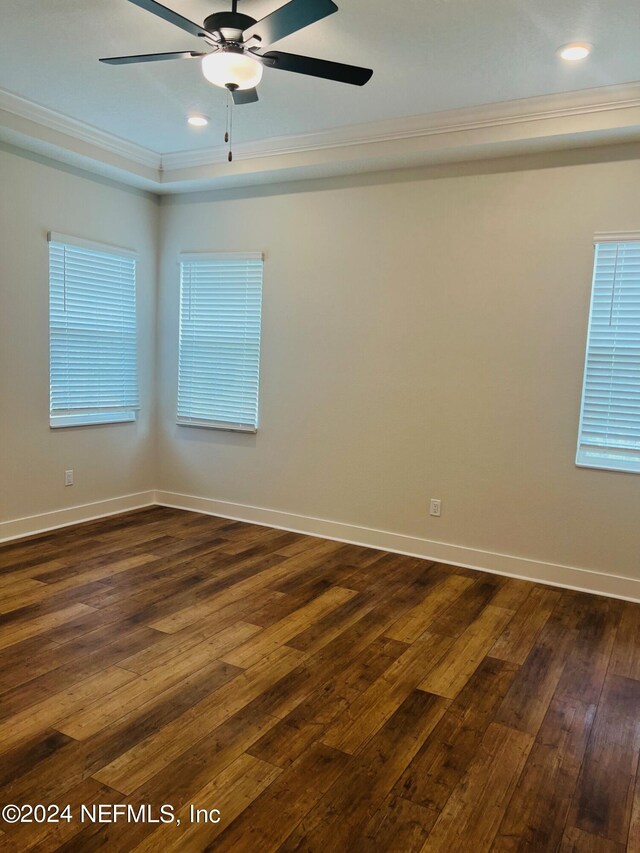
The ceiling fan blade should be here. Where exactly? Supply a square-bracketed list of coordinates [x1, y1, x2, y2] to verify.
[242, 0, 337, 47]
[100, 50, 206, 65]
[231, 87, 259, 105]
[260, 51, 373, 85]
[126, 0, 207, 39]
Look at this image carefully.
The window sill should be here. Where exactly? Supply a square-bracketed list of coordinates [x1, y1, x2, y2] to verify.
[176, 419, 257, 433]
[576, 450, 640, 475]
[50, 412, 137, 428]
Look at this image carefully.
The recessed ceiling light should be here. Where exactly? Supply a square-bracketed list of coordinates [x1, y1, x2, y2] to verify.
[559, 43, 592, 61]
[187, 114, 208, 128]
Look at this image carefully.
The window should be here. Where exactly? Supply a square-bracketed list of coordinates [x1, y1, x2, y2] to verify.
[177, 253, 263, 432]
[577, 235, 640, 473]
[48, 232, 139, 428]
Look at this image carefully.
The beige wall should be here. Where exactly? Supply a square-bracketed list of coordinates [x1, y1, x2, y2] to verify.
[0, 145, 158, 523]
[2, 140, 638, 584]
[158, 154, 640, 581]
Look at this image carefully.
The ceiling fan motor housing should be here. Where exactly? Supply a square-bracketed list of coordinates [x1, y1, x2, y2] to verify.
[203, 11, 257, 43]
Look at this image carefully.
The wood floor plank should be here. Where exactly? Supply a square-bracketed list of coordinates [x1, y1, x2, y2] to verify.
[284, 635, 409, 730]
[210, 742, 350, 853]
[57, 709, 282, 853]
[0, 639, 83, 695]
[559, 827, 627, 852]
[629, 766, 640, 853]
[247, 718, 323, 769]
[0, 657, 245, 809]
[0, 577, 47, 607]
[419, 722, 533, 852]
[286, 589, 376, 654]
[220, 586, 357, 668]
[495, 594, 582, 736]
[0, 665, 136, 749]
[0, 729, 74, 790]
[129, 588, 286, 656]
[418, 604, 515, 699]
[428, 577, 504, 638]
[492, 696, 597, 852]
[0, 603, 96, 650]
[566, 674, 640, 846]
[0, 507, 637, 852]
[117, 619, 261, 675]
[610, 601, 640, 682]
[134, 704, 281, 812]
[143, 552, 313, 634]
[358, 795, 434, 853]
[95, 553, 284, 628]
[239, 595, 426, 724]
[92, 646, 306, 794]
[321, 632, 453, 753]
[489, 577, 534, 612]
[278, 690, 449, 853]
[0, 625, 164, 720]
[56, 652, 242, 741]
[384, 574, 475, 643]
[489, 585, 561, 665]
[131, 753, 282, 853]
[35, 553, 159, 591]
[396, 656, 518, 823]
[553, 594, 622, 707]
[0, 777, 120, 853]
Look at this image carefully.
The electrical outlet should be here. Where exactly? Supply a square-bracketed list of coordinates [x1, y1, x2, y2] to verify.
[429, 498, 441, 517]
[64, 469, 74, 487]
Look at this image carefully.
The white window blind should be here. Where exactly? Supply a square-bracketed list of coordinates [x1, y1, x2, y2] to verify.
[48, 232, 139, 428]
[577, 237, 640, 473]
[177, 253, 263, 432]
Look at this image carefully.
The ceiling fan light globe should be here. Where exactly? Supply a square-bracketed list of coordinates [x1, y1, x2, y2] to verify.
[201, 51, 263, 90]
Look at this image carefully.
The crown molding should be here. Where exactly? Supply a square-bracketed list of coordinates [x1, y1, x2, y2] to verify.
[2, 81, 640, 193]
[161, 81, 640, 170]
[0, 88, 160, 169]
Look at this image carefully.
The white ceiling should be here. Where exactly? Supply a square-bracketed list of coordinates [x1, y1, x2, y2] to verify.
[1, 0, 640, 155]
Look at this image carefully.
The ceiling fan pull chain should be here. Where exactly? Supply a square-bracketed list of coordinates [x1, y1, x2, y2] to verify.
[224, 86, 234, 162]
[229, 94, 234, 162]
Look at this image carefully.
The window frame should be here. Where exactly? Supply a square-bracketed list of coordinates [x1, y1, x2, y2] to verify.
[176, 251, 264, 433]
[576, 232, 640, 474]
[48, 231, 139, 430]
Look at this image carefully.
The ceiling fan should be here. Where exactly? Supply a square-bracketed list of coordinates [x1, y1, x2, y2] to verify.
[100, 0, 373, 105]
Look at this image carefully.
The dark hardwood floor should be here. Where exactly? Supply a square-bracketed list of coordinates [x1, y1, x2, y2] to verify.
[0, 506, 638, 852]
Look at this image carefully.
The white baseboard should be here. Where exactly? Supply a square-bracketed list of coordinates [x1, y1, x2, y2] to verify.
[0, 491, 157, 544]
[155, 490, 640, 603]
[2, 488, 637, 603]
